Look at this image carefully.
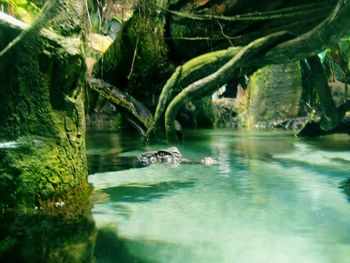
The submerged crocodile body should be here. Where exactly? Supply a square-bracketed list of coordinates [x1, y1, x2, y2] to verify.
[88, 147, 217, 174]
[137, 147, 217, 166]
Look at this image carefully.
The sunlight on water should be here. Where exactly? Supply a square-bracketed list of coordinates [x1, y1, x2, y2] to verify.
[87, 129, 350, 263]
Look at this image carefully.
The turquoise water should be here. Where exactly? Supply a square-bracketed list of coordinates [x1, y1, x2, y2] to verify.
[87, 129, 350, 263]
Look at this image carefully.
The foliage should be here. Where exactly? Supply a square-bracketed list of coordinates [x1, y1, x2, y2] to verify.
[0, 0, 40, 23]
[323, 38, 350, 84]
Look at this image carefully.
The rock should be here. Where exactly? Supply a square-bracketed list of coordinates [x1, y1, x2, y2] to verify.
[212, 98, 241, 128]
[246, 62, 303, 127]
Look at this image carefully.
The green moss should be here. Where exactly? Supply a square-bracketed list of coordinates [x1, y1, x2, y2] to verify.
[93, 6, 172, 108]
[0, 136, 87, 209]
[0, 0, 88, 210]
[246, 61, 303, 127]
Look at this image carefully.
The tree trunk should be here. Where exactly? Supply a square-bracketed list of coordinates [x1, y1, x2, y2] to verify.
[0, 0, 88, 210]
[308, 56, 344, 131]
[93, 0, 172, 108]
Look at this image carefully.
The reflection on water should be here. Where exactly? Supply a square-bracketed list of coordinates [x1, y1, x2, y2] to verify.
[94, 227, 149, 263]
[0, 202, 96, 263]
[88, 129, 350, 263]
[88, 154, 145, 173]
[1, 129, 349, 262]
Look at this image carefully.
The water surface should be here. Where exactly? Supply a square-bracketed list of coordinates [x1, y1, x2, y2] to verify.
[87, 129, 350, 263]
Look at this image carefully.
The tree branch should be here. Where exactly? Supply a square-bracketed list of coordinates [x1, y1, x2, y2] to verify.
[262, 0, 350, 64]
[165, 3, 332, 22]
[87, 77, 154, 130]
[0, 0, 58, 58]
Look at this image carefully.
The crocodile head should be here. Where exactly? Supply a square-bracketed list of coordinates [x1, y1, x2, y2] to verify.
[138, 147, 183, 165]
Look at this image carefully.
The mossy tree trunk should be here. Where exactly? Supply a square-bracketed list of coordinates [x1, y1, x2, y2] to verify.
[93, 0, 172, 109]
[0, 0, 89, 210]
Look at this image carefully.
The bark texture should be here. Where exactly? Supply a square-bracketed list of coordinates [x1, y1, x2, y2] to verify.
[87, 77, 154, 131]
[0, 0, 89, 209]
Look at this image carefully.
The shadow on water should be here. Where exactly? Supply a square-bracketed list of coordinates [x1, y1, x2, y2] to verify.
[300, 134, 350, 152]
[102, 181, 196, 204]
[95, 227, 199, 263]
[340, 178, 350, 201]
[86, 129, 146, 155]
[95, 227, 151, 263]
[259, 151, 350, 201]
[91, 179, 196, 262]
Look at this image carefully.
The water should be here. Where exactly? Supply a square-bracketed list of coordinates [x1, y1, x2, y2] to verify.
[87, 129, 350, 263]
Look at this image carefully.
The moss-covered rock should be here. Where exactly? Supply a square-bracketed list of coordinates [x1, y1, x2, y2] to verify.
[213, 98, 240, 128]
[246, 61, 303, 127]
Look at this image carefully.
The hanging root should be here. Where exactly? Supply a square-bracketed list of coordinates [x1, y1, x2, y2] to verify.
[147, 46, 240, 137]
